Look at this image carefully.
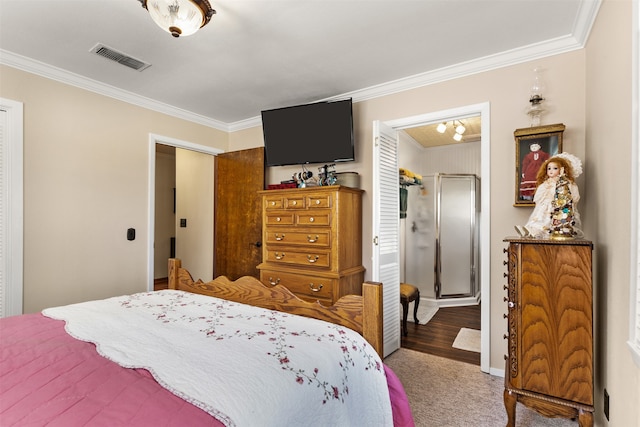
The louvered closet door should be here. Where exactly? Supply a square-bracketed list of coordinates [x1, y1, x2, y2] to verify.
[372, 120, 400, 357]
[0, 99, 24, 318]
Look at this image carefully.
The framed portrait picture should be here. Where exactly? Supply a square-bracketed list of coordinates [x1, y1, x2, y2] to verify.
[514, 123, 565, 206]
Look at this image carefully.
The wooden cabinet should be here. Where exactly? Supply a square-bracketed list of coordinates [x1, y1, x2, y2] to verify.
[257, 186, 365, 305]
[503, 238, 594, 427]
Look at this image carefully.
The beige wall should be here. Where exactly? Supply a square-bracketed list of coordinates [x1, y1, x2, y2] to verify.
[0, 65, 227, 312]
[585, 1, 638, 425]
[175, 148, 214, 282]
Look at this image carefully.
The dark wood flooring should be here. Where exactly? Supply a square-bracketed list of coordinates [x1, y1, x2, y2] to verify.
[156, 277, 480, 365]
[401, 303, 481, 366]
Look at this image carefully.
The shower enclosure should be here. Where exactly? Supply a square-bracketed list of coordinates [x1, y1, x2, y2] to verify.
[404, 173, 480, 306]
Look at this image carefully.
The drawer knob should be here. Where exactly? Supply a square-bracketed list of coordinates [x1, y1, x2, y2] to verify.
[307, 235, 319, 243]
[315, 200, 320, 205]
[275, 233, 285, 241]
[267, 277, 280, 286]
[309, 283, 324, 292]
[275, 252, 285, 260]
[270, 201, 276, 206]
[309, 217, 315, 222]
[307, 255, 319, 263]
[276, 217, 281, 222]
[292, 201, 297, 205]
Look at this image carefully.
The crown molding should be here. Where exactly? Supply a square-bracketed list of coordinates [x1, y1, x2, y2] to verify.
[0, 50, 230, 132]
[2, 0, 600, 134]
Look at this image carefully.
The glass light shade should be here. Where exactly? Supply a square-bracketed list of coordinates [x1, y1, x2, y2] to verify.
[455, 123, 466, 134]
[436, 122, 447, 133]
[453, 132, 463, 142]
[143, 0, 214, 37]
[529, 67, 546, 104]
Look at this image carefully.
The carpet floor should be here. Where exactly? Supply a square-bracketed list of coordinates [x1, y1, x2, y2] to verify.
[384, 348, 577, 427]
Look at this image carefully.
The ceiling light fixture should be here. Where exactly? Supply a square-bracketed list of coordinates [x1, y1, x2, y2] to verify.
[436, 120, 466, 142]
[138, 0, 216, 38]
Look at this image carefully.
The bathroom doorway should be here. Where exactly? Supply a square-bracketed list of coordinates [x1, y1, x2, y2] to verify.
[375, 102, 490, 372]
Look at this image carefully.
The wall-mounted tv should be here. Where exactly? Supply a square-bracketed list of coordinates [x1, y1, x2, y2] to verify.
[261, 99, 355, 167]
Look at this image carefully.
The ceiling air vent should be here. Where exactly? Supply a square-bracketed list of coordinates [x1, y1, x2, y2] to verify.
[90, 43, 151, 72]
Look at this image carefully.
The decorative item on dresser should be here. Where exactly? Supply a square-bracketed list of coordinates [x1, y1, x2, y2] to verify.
[257, 185, 365, 306]
[502, 237, 594, 427]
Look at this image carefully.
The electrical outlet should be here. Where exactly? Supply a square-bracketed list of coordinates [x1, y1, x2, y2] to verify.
[604, 388, 610, 420]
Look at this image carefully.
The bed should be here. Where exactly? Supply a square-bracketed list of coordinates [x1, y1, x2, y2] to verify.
[0, 259, 414, 426]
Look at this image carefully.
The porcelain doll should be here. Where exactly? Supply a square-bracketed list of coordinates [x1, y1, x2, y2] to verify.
[516, 152, 583, 239]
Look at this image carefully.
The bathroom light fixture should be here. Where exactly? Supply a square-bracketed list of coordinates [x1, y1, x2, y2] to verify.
[436, 120, 466, 142]
[138, 0, 216, 38]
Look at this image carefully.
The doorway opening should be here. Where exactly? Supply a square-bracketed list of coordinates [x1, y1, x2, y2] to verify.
[383, 102, 490, 372]
[146, 133, 223, 292]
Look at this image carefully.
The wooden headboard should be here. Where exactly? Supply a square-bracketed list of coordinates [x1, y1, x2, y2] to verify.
[168, 259, 383, 356]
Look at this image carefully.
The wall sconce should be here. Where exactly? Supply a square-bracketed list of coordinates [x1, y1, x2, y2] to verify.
[138, 0, 216, 38]
[527, 66, 546, 126]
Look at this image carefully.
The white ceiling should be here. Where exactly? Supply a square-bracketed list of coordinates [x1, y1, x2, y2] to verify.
[0, 0, 600, 135]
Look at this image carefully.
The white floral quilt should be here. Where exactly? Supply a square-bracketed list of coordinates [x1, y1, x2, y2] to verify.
[43, 290, 393, 427]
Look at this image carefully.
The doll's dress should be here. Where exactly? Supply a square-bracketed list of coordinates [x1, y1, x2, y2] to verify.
[524, 178, 582, 238]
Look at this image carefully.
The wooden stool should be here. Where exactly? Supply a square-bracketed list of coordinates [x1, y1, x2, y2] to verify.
[400, 283, 420, 336]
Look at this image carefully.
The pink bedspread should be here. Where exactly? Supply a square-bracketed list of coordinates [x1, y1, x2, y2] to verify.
[0, 313, 414, 426]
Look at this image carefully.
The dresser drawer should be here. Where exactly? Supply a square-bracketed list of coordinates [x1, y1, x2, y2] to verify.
[296, 210, 331, 226]
[265, 248, 331, 268]
[265, 212, 295, 226]
[284, 196, 306, 209]
[306, 194, 332, 208]
[260, 269, 335, 302]
[264, 196, 284, 210]
[264, 229, 331, 247]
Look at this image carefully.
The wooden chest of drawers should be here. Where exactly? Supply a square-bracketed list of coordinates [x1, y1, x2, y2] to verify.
[503, 238, 594, 426]
[257, 186, 364, 305]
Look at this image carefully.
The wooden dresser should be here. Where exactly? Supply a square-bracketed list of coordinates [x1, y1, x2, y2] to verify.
[503, 238, 594, 427]
[257, 186, 365, 306]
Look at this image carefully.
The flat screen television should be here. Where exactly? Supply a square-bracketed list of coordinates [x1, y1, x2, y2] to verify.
[261, 99, 355, 167]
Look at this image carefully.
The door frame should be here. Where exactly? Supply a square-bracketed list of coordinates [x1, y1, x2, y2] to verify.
[381, 102, 491, 372]
[146, 133, 223, 291]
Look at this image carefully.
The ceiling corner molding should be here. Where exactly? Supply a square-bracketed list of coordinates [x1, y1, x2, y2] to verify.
[228, 116, 262, 132]
[0, 49, 230, 132]
[573, 0, 603, 46]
